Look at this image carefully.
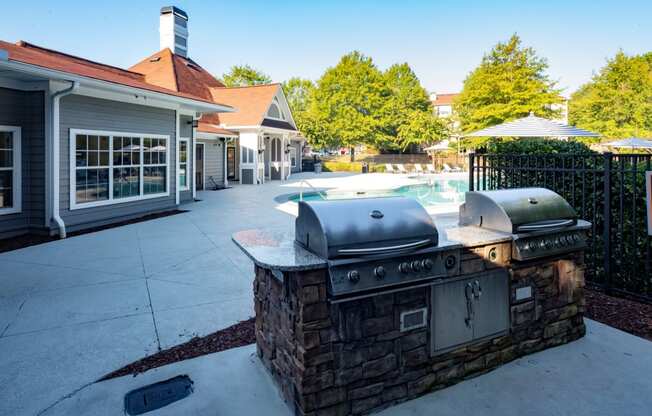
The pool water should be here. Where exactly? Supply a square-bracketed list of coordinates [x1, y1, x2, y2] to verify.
[292, 179, 469, 207]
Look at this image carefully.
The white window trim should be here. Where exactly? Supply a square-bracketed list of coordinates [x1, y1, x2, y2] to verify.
[266, 101, 286, 121]
[0, 125, 21, 215]
[69, 128, 170, 210]
[178, 137, 189, 191]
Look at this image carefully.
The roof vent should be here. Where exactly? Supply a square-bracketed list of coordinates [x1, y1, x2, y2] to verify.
[149, 56, 161, 63]
[160, 6, 189, 58]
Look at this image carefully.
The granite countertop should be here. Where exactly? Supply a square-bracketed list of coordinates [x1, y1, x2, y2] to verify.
[232, 229, 327, 272]
[232, 215, 513, 272]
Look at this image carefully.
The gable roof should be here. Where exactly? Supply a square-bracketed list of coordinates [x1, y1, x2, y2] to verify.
[431, 93, 459, 106]
[210, 84, 282, 126]
[1, 41, 229, 108]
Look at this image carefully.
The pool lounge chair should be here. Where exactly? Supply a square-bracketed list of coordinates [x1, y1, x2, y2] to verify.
[396, 164, 409, 174]
[385, 164, 396, 174]
[442, 163, 462, 173]
[426, 164, 436, 174]
[413, 164, 424, 174]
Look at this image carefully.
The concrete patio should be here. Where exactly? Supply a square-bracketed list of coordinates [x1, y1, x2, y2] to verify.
[0, 172, 428, 415]
[0, 171, 649, 415]
[41, 320, 652, 416]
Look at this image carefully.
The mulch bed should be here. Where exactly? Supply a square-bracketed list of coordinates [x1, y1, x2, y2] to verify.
[100, 318, 256, 381]
[584, 287, 652, 341]
[98, 288, 651, 381]
[0, 209, 186, 254]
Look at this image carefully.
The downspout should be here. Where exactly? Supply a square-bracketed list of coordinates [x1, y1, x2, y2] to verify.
[51, 81, 79, 238]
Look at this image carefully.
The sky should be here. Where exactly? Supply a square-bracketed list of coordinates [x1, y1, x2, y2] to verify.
[3, 0, 652, 96]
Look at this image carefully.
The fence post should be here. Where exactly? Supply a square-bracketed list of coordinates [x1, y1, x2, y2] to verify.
[603, 152, 612, 294]
[468, 153, 475, 191]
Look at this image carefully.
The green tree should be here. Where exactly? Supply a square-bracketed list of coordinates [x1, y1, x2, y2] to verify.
[381, 63, 433, 150]
[302, 51, 390, 160]
[455, 34, 563, 147]
[282, 77, 314, 114]
[221, 65, 271, 87]
[570, 51, 652, 139]
[396, 110, 449, 151]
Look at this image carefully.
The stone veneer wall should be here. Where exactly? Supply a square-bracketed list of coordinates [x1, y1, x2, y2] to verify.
[254, 242, 586, 416]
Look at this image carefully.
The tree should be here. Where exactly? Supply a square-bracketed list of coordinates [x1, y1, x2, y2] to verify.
[381, 63, 433, 150]
[570, 51, 652, 139]
[455, 34, 563, 147]
[282, 77, 314, 114]
[396, 110, 449, 151]
[221, 65, 271, 87]
[302, 51, 390, 160]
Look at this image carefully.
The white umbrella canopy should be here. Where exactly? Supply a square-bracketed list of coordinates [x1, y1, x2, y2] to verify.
[465, 113, 599, 138]
[424, 140, 453, 152]
[602, 137, 652, 150]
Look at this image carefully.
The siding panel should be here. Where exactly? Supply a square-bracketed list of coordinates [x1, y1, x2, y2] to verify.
[0, 87, 45, 238]
[59, 94, 178, 231]
[197, 138, 225, 188]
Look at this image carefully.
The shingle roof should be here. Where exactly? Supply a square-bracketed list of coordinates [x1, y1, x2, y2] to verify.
[131, 50, 285, 129]
[1, 41, 227, 107]
[431, 93, 458, 106]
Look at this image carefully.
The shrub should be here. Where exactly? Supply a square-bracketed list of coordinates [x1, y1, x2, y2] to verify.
[321, 161, 386, 173]
[486, 137, 596, 155]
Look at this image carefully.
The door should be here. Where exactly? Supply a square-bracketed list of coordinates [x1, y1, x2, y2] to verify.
[473, 270, 509, 340]
[270, 137, 281, 180]
[195, 143, 204, 191]
[227, 147, 236, 180]
[431, 278, 474, 352]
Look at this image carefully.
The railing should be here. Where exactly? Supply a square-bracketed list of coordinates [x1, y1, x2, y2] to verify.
[469, 152, 652, 302]
[298, 180, 328, 201]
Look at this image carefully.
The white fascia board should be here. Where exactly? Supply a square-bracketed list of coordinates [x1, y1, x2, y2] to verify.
[0, 60, 233, 113]
[224, 125, 298, 135]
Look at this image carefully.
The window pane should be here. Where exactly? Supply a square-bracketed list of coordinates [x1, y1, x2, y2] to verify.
[179, 167, 187, 188]
[88, 135, 99, 151]
[113, 167, 140, 199]
[75, 168, 108, 204]
[100, 151, 109, 166]
[0, 149, 12, 168]
[99, 136, 109, 151]
[76, 135, 87, 151]
[88, 152, 98, 167]
[144, 166, 166, 194]
[0, 171, 12, 208]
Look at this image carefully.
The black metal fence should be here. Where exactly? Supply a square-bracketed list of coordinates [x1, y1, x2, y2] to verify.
[469, 152, 652, 302]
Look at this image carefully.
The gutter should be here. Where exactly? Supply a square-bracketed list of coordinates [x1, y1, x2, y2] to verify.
[50, 81, 79, 238]
[0, 59, 233, 113]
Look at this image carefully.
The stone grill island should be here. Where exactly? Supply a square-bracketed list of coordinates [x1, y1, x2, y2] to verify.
[233, 194, 587, 416]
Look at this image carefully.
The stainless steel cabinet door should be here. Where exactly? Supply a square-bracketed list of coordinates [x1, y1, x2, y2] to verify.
[472, 269, 509, 340]
[431, 278, 474, 353]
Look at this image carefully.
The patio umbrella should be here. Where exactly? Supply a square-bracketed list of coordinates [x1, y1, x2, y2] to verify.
[424, 140, 453, 152]
[602, 137, 652, 152]
[465, 113, 599, 138]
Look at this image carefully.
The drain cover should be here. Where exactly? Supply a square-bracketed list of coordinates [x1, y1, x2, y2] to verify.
[124, 375, 194, 415]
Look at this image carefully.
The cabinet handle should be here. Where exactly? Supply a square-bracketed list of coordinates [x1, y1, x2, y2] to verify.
[464, 282, 474, 328]
[473, 280, 482, 299]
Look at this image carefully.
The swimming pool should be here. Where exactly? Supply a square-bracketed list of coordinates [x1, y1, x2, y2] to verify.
[290, 179, 469, 207]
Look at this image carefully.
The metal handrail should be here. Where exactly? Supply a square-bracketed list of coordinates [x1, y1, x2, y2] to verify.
[298, 180, 327, 201]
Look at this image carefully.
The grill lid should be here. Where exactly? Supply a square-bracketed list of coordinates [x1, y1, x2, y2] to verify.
[295, 197, 438, 259]
[459, 188, 578, 234]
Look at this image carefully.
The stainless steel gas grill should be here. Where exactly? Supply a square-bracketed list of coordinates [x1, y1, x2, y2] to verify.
[295, 197, 460, 299]
[459, 188, 590, 261]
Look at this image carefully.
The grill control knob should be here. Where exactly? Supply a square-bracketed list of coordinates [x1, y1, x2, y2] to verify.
[572, 234, 580, 243]
[374, 266, 386, 279]
[422, 259, 434, 270]
[399, 262, 410, 274]
[347, 270, 360, 283]
[545, 240, 553, 249]
[411, 260, 422, 272]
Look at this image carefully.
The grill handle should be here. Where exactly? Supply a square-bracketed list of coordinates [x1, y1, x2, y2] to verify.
[337, 239, 432, 256]
[516, 219, 575, 232]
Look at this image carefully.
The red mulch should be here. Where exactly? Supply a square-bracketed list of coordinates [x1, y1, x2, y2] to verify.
[100, 318, 256, 381]
[0, 210, 186, 254]
[585, 287, 652, 341]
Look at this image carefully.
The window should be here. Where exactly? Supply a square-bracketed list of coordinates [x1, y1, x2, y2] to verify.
[241, 145, 254, 164]
[71, 130, 169, 209]
[290, 147, 297, 168]
[0, 126, 21, 214]
[178, 139, 189, 190]
[267, 103, 281, 119]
